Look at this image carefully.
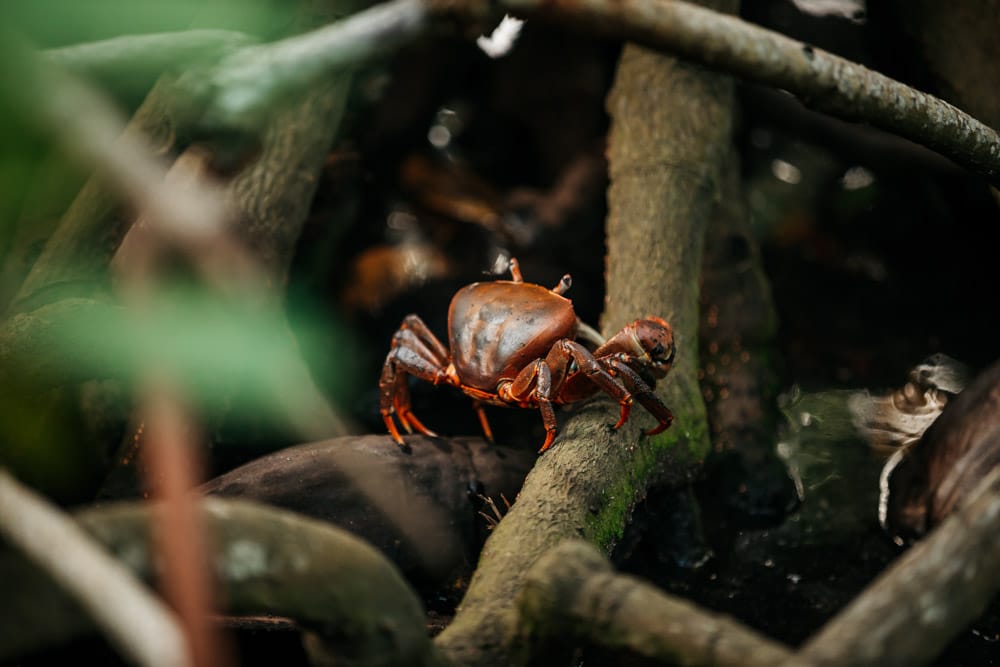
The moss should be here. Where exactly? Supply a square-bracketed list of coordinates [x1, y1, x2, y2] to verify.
[584, 406, 709, 550]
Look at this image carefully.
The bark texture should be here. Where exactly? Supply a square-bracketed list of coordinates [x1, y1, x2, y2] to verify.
[225, 75, 352, 285]
[879, 0, 1000, 133]
[201, 435, 534, 594]
[518, 540, 792, 666]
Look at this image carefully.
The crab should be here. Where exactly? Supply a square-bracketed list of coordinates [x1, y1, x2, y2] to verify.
[379, 258, 676, 452]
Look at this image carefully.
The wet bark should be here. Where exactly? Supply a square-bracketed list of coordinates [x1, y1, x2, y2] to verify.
[434, 3, 737, 665]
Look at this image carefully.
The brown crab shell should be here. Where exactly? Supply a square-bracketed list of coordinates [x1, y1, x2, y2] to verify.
[448, 280, 576, 391]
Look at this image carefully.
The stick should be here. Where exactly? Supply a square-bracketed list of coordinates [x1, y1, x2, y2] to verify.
[0, 469, 190, 667]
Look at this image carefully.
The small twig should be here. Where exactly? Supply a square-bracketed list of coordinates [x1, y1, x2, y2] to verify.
[518, 540, 792, 666]
[477, 492, 513, 530]
[139, 388, 232, 667]
[0, 469, 190, 667]
[494, 0, 1000, 187]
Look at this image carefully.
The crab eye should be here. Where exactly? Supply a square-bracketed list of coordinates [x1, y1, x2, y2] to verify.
[652, 343, 664, 357]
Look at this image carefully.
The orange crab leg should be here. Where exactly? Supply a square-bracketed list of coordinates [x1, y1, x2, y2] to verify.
[379, 315, 453, 447]
[499, 360, 558, 452]
[472, 401, 495, 443]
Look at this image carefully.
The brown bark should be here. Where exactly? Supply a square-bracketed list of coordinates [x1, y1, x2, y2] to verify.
[201, 435, 534, 593]
[225, 76, 352, 285]
[518, 540, 792, 666]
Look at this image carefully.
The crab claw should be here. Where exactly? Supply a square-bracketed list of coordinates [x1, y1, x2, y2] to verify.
[383, 412, 407, 447]
[537, 429, 557, 453]
[612, 398, 633, 430]
[644, 411, 674, 436]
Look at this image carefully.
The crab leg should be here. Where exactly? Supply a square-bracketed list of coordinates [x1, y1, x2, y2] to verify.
[547, 339, 634, 431]
[379, 319, 452, 445]
[499, 359, 558, 452]
[605, 356, 674, 435]
[379, 348, 440, 443]
[472, 401, 495, 443]
[397, 314, 450, 365]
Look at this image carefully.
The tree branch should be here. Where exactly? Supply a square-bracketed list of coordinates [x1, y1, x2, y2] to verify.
[1, 497, 448, 667]
[181, 0, 427, 132]
[0, 469, 190, 667]
[493, 0, 1000, 187]
[518, 540, 792, 666]
[0, 32, 230, 254]
[9, 77, 182, 311]
[45, 30, 255, 101]
[781, 467, 1000, 666]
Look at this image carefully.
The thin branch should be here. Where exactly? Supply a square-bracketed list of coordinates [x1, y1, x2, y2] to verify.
[9, 77, 180, 310]
[178, 0, 430, 131]
[0, 469, 190, 667]
[26, 0, 1000, 190]
[46, 30, 255, 98]
[518, 540, 792, 666]
[139, 388, 232, 667]
[492, 0, 1000, 187]
[782, 467, 1000, 667]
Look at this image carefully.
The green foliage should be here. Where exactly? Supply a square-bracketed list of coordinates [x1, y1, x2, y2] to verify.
[0, 285, 357, 496]
[5, 0, 293, 47]
[52, 285, 353, 424]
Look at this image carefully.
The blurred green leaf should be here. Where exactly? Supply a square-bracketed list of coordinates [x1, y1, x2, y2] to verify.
[4, 0, 294, 47]
[13, 286, 355, 436]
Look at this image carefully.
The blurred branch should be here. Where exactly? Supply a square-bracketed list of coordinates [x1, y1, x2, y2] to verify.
[781, 471, 1000, 666]
[0, 32, 230, 253]
[46, 30, 255, 100]
[8, 77, 182, 311]
[1, 497, 447, 667]
[139, 388, 231, 667]
[23, 0, 1000, 194]
[178, 0, 429, 132]
[518, 540, 792, 666]
[0, 469, 190, 667]
[491, 0, 1000, 187]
